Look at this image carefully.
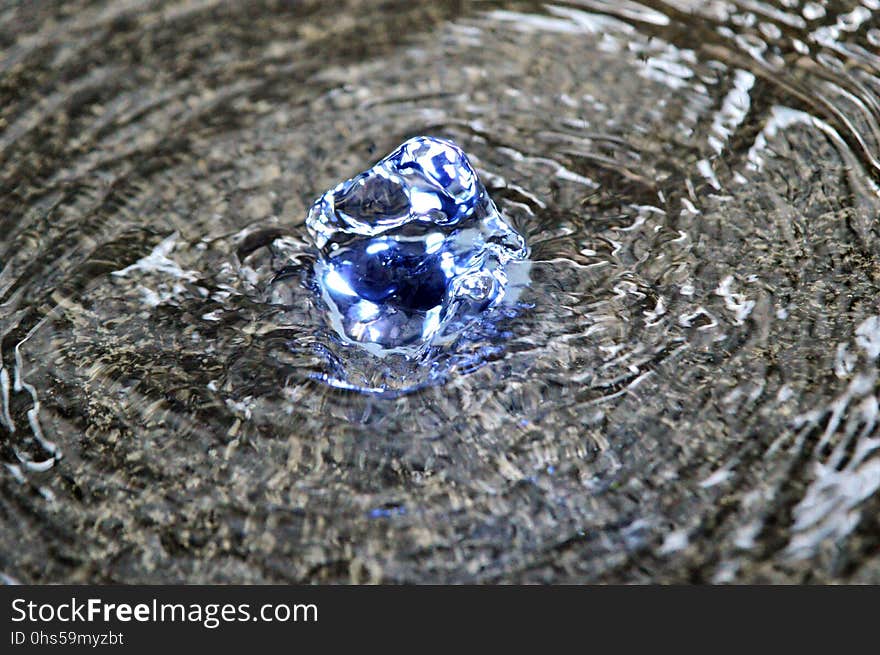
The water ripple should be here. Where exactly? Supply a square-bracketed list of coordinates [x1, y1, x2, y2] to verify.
[1, 0, 879, 583]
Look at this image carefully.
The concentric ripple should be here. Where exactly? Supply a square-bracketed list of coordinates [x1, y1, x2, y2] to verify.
[1, 0, 880, 584]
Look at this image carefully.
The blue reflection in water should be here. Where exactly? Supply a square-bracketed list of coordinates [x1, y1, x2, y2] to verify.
[306, 136, 529, 356]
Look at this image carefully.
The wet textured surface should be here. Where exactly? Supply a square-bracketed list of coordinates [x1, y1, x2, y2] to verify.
[1, 1, 880, 583]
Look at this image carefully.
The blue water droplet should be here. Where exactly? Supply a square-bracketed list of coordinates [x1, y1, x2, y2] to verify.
[306, 136, 528, 353]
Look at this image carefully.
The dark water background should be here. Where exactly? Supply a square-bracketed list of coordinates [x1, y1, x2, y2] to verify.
[2, 0, 880, 583]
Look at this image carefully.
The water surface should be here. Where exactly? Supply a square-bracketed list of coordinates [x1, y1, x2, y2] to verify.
[1, 0, 880, 582]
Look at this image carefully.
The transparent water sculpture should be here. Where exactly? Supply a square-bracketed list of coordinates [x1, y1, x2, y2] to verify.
[306, 136, 529, 358]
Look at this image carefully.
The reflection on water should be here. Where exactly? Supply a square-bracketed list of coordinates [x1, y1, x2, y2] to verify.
[1, 0, 880, 583]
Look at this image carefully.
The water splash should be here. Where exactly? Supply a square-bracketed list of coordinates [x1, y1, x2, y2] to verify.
[306, 136, 528, 354]
[289, 136, 530, 393]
